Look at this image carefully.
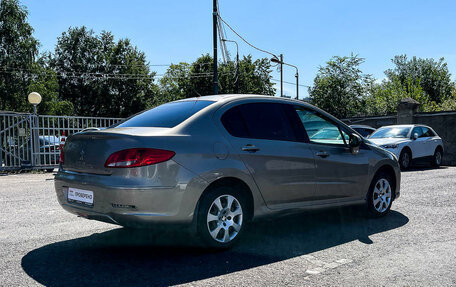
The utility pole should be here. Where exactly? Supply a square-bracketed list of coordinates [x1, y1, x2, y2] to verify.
[279, 54, 283, 97]
[236, 50, 239, 94]
[212, 0, 218, 95]
[222, 39, 239, 94]
[295, 70, 299, 100]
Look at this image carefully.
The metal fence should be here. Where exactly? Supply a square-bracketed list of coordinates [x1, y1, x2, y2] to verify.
[1, 112, 123, 171]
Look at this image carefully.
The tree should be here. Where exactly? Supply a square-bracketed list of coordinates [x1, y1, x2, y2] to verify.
[27, 54, 74, 115]
[366, 76, 428, 115]
[157, 62, 191, 105]
[385, 55, 454, 104]
[52, 27, 158, 117]
[159, 54, 275, 105]
[0, 0, 39, 112]
[219, 55, 275, 95]
[308, 54, 373, 118]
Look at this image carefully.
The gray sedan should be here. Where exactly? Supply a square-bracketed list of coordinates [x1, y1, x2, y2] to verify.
[55, 95, 401, 248]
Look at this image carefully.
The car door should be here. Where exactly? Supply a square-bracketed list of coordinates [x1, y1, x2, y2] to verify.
[419, 127, 438, 157]
[293, 106, 369, 201]
[409, 127, 424, 158]
[219, 101, 316, 209]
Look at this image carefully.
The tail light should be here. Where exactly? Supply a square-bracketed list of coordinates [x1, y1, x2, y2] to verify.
[104, 148, 175, 168]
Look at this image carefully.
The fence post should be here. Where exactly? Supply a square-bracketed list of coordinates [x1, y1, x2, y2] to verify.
[397, 98, 420, 124]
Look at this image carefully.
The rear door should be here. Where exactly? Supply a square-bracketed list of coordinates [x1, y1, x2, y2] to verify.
[293, 106, 369, 200]
[419, 126, 439, 157]
[219, 102, 316, 209]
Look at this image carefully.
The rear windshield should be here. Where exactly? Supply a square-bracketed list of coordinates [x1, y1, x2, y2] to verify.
[116, 100, 214, 128]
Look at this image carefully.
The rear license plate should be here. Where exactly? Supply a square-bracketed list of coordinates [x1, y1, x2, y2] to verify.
[68, 187, 94, 206]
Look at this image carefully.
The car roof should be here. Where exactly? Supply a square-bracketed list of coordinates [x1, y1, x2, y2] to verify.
[176, 94, 306, 105]
[380, 124, 430, 129]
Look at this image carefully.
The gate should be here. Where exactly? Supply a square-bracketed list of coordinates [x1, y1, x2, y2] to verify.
[0, 112, 123, 171]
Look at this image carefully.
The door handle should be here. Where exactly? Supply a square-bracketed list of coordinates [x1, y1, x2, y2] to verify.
[316, 151, 329, 158]
[242, 144, 260, 152]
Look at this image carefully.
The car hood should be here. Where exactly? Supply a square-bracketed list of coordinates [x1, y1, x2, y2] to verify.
[368, 138, 409, 146]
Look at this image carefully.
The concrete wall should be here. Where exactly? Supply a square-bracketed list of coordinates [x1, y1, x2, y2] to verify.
[342, 99, 456, 165]
[413, 112, 456, 165]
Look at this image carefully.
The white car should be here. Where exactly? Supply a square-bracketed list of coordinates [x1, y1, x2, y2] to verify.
[368, 124, 444, 170]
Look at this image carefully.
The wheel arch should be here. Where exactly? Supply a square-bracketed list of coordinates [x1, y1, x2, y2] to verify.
[400, 145, 412, 158]
[194, 176, 255, 223]
[435, 145, 444, 153]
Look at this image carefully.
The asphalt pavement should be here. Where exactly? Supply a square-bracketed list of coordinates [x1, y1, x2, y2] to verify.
[0, 167, 455, 286]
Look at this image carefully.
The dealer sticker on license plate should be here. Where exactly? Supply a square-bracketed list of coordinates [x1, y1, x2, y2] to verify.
[68, 187, 94, 206]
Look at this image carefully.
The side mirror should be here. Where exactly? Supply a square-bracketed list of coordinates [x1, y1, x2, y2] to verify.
[349, 133, 361, 155]
[412, 133, 418, 140]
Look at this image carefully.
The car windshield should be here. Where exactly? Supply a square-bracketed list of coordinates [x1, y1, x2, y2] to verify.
[369, 127, 411, 139]
[116, 100, 214, 128]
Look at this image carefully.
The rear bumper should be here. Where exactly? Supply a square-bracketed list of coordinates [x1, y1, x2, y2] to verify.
[54, 163, 207, 227]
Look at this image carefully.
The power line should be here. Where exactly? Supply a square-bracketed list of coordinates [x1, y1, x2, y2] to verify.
[2, 66, 312, 87]
[271, 78, 311, 88]
[218, 15, 278, 59]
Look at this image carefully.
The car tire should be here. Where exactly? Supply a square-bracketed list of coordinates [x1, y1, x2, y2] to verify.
[367, 172, 393, 218]
[432, 148, 443, 167]
[197, 186, 247, 249]
[399, 149, 411, 170]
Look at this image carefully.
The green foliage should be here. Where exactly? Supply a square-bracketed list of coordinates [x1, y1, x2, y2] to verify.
[27, 55, 74, 115]
[0, 0, 39, 112]
[158, 54, 275, 107]
[157, 62, 191, 105]
[386, 55, 454, 104]
[308, 54, 373, 118]
[366, 76, 429, 115]
[440, 87, 456, 111]
[4, 0, 456, 119]
[219, 55, 275, 95]
[52, 27, 158, 117]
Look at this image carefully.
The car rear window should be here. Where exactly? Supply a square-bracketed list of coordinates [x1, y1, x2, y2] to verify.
[116, 100, 214, 128]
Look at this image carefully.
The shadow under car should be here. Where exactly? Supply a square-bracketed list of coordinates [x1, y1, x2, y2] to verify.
[22, 207, 408, 287]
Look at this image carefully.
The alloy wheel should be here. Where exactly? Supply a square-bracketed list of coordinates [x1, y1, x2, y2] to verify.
[372, 178, 392, 213]
[206, 194, 243, 243]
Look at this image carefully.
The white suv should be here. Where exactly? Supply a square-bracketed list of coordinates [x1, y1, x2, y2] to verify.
[368, 124, 444, 169]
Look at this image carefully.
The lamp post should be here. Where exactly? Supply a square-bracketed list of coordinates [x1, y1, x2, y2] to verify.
[270, 54, 283, 97]
[222, 39, 239, 94]
[28, 92, 42, 114]
[271, 56, 299, 100]
[28, 92, 42, 168]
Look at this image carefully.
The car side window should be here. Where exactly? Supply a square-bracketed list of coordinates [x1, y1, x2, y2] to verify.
[221, 103, 296, 142]
[420, 127, 435, 137]
[411, 127, 423, 138]
[294, 107, 346, 145]
[220, 106, 249, 138]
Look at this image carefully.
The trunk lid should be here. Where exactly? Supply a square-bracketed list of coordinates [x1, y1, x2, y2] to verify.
[62, 128, 171, 174]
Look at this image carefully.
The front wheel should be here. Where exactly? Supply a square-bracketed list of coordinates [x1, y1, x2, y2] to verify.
[367, 172, 393, 217]
[197, 186, 246, 249]
[399, 149, 411, 170]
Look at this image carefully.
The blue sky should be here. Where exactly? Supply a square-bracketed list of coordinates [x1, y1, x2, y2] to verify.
[22, 0, 456, 98]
